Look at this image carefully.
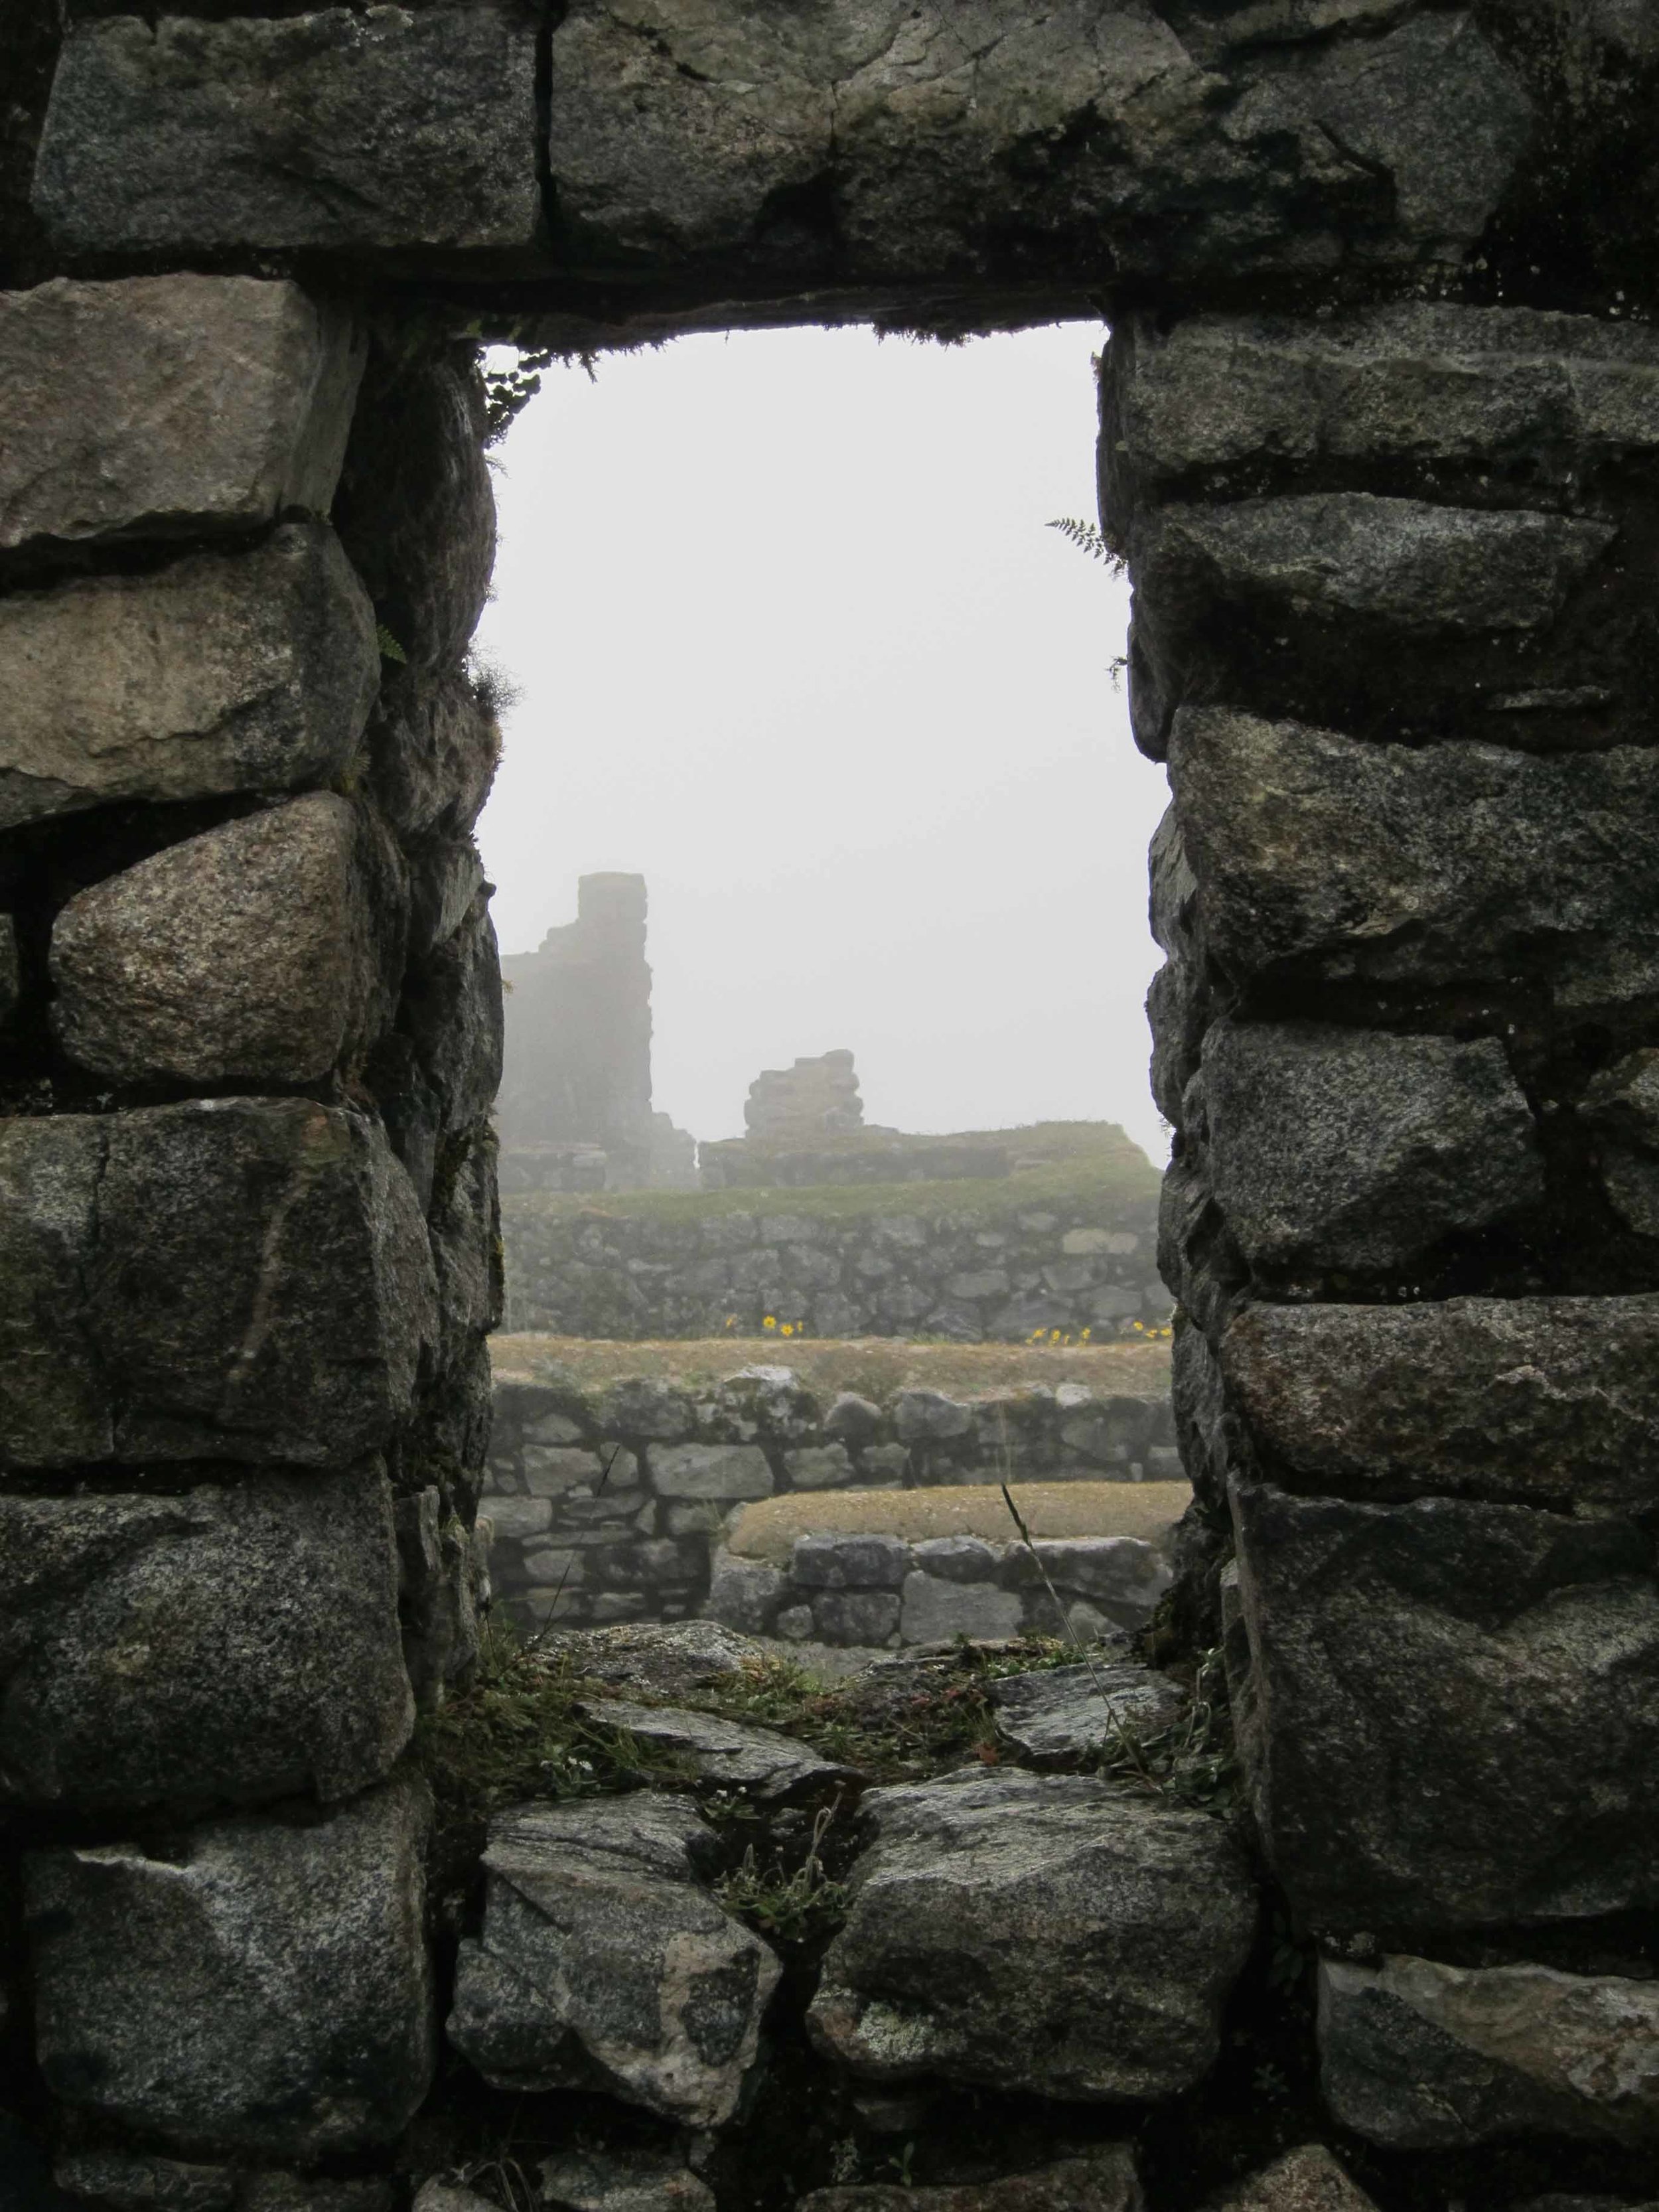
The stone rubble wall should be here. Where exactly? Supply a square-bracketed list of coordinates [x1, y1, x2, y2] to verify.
[0, 269, 504, 2191]
[482, 1366, 1179, 1631]
[1119, 301, 1659, 1986]
[707, 1528, 1175, 1651]
[502, 1193, 1170, 1341]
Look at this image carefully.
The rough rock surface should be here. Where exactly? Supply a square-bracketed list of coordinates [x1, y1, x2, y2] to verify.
[1221, 1294, 1659, 1509]
[797, 2148, 1142, 2212]
[571, 1697, 857, 1801]
[1102, 304, 1659, 527]
[0, 525, 379, 830]
[1166, 709, 1659, 991]
[1319, 1954, 1659, 2148]
[807, 1769, 1257, 2100]
[0, 914, 16, 1027]
[0, 1101, 435, 1469]
[448, 1793, 780, 2126]
[1194, 1019, 1544, 1280]
[538, 2148, 715, 2212]
[0, 1468, 411, 1809]
[1144, 496, 1613, 632]
[1201, 2146, 1380, 2212]
[35, 9, 543, 258]
[27, 1775, 433, 2157]
[543, 1621, 758, 1701]
[1229, 1481, 1659, 1933]
[51, 794, 405, 1085]
[987, 1661, 1185, 1763]
[0, 275, 362, 552]
[543, 3, 1530, 288]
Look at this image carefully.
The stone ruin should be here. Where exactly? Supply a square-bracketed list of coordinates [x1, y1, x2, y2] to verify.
[745, 1050, 866, 1143]
[496, 872, 695, 1193]
[2, 3, 1659, 2209]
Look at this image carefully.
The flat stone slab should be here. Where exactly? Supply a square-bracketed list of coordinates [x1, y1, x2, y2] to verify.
[1319, 1953, 1659, 2148]
[0, 275, 362, 553]
[448, 1793, 779, 2128]
[1222, 1293, 1659, 1511]
[540, 2148, 715, 2212]
[808, 1768, 1257, 2101]
[573, 1696, 858, 1801]
[988, 1663, 1186, 1763]
[548, 1620, 760, 1701]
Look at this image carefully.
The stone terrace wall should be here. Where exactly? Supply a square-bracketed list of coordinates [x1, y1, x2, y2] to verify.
[502, 1192, 1169, 1340]
[708, 1529, 1174, 1651]
[483, 1365, 1179, 1629]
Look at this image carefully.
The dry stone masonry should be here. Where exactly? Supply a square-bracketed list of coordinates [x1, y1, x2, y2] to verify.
[482, 1363, 1179, 1633]
[5, 2, 1659, 2209]
[502, 1190, 1167, 1340]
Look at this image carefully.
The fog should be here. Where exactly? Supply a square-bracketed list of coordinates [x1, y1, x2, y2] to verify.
[474, 321, 1170, 1164]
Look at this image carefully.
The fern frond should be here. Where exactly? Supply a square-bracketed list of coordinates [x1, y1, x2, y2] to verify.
[376, 624, 408, 665]
[1047, 516, 1119, 565]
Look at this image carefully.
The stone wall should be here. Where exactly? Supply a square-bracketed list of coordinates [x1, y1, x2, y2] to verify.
[0, 273, 503, 2187]
[503, 1191, 1169, 1339]
[707, 1529, 1174, 1651]
[7, 1, 1659, 2203]
[482, 1364, 1179, 1629]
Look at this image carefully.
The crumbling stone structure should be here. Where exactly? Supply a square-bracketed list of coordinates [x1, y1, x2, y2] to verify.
[3, 1, 1659, 2205]
[744, 1052, 865, 1145]
[496, 872, 695, 1192]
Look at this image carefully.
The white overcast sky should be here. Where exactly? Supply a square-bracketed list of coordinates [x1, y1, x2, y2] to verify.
[474, 321, 1171, 1163]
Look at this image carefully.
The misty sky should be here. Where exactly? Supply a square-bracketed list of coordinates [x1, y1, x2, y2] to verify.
[474, 321, 1171, 1163]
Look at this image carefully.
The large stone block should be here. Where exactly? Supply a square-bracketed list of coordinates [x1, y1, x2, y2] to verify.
[1167, 709, 1659, 991]
[0, 1469, 411, 1810]
[798, 2150, 1142, 2212]
[544, 3, 1528, 286]
[449, 1794, 780, 2126]
[0, 525, 378, 830]
[1143, 494, 1613, 634]
[0, 1100, 435, 1469]
[1221, 1294, 1659, 1511]
[26, 1775, 433, 2158]
[0, 276, 362, 553]
[1229, 1480, 1659, 1933]
[51, 794, 406, 1086]
[651, 1443, 773, 1500]
[808, 1769, 1257, 2100]
[1102, 304, 1659, 532]
[1193, 1019, 1544, 1282]
[35, 10, 542, 259]
[1319, 1954, 1659, 2148]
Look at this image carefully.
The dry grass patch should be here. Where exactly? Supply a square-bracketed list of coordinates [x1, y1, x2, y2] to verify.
[725, 1479, 1192, 1563]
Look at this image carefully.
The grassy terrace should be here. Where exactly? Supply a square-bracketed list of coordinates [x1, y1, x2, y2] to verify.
[490, 1332, 1175, 1399]
[499, 1119, 1162, 1232]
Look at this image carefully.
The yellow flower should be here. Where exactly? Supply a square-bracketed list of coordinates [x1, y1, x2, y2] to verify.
[724, 1315, 737, 1330]
[1049, 1329, 1061, 1344]
[1132, 1321, 1144, 1332]
[762, 1315, 777, 1331]
[781, 1323, 795, 1337]
[1080, 1328, 1091, 1342]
